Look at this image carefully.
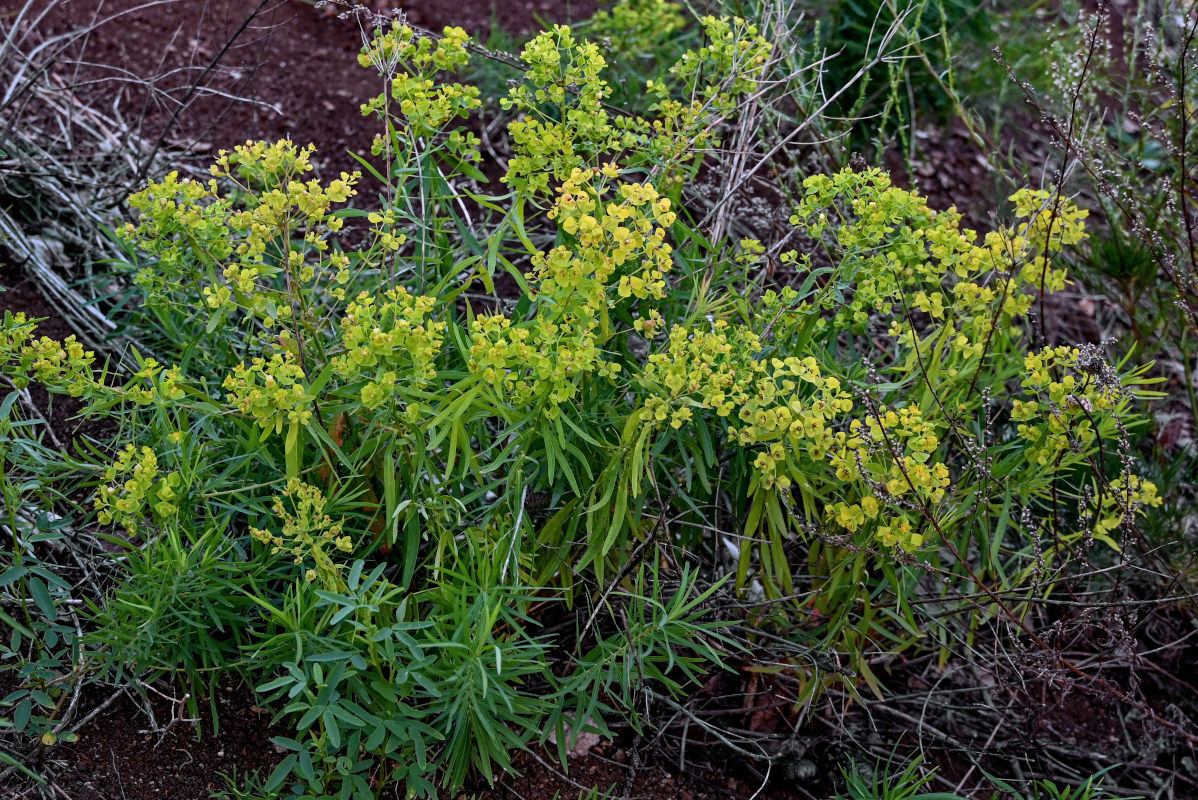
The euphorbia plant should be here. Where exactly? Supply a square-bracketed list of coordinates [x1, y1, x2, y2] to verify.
[0, 11, 1165, 796]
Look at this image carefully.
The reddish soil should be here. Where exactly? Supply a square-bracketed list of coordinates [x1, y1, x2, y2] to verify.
[47, 682, 288, 800]
[45, 678, 796, 800]
[45, 679, 785, 800]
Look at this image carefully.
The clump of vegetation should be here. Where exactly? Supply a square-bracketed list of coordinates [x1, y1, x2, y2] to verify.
[2, 1, 1196, 798]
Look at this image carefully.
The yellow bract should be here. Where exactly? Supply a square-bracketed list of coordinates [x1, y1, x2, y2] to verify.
[94, 445, 180, 535]
[250, 479, 352, 589]
[223, 352, 313, 435]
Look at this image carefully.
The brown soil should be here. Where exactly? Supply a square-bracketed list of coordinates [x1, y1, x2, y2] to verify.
[47, 681, 288, 800]
[45, 678, 797, 800]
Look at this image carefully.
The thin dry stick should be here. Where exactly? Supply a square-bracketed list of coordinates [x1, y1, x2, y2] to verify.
[696, 5, 920, 230]
[136, 0, 276, 182]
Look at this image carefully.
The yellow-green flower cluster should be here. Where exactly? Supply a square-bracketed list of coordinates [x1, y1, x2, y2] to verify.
[633, 313, 941, 552]
[667, 16, 771, 115]
[210, 139, 324, 189]
[637, 323, 851, 484]
[1009, 187, 1086, 295]
[736, 238, 765, 266]
[466, 168, 674, 412]
[610, 16, 769, 186]
[792, 169, 944, 328]
[820, 403, 951, 552]
[123, 359, 187, 406]
[788, 170, 1088, 388]
[640, 323, 769, 421]
[359, 23, 481, 147]
[358, 23, 471, 73]
[218, 168, 355, 263]
[0, 314, 197, 413]
[122, 170, 234, 299]
[828, 496, 883, 535]
[1089, 474, 1162, 544]
[468, 312, 611, 411]
[223, 351, 313, 435]
[250, 479, 352, 586]
[546, 167, 676, 305]
[1012, 345, 1125, 467]
[588, 0, 686, 61]
[124, 140, 359, 327]
[94, 445, 180, 534]
[208, 142, 357, 311]
[502, 25, 615, 194]
[334, 288, 445, 411]
[501, 16, 770, 195]
[825, 497, 928, 553]
[876, 516, 923, 552]
[1010, 187, 1089, 253]
[5, 328, 96, 397]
